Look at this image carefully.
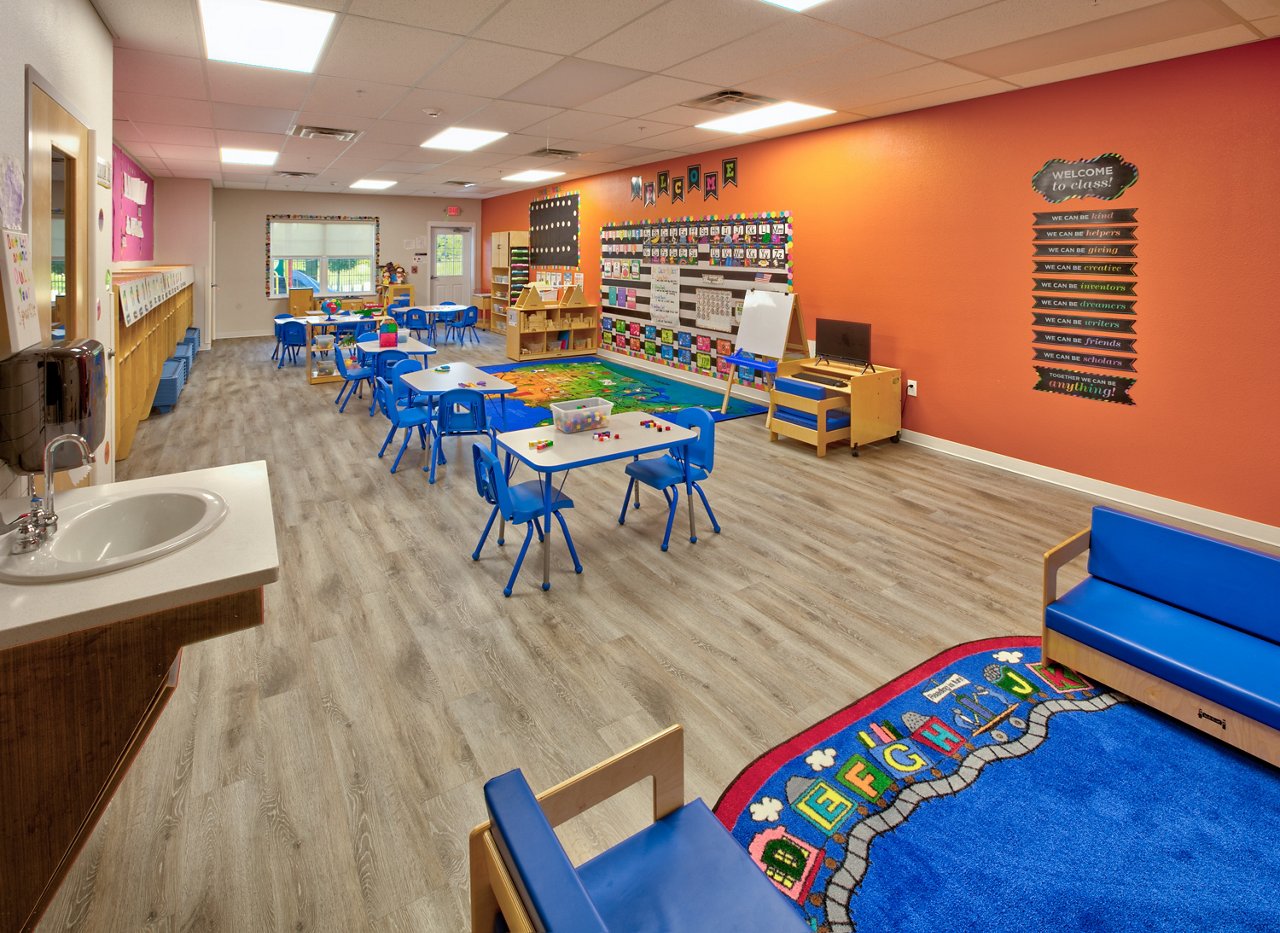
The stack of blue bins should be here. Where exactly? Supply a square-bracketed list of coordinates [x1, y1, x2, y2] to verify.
[153, 328, 201, 413]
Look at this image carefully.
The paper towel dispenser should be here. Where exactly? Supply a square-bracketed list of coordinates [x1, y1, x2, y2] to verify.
[0, 339, 107, 473]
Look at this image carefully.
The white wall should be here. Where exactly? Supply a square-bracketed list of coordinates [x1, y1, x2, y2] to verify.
[212, 189, 482, 338]
[154, 177, 213, 348]
[0, 0, 114, 497]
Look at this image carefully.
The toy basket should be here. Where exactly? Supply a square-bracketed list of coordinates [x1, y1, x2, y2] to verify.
[550, 397, 612, 434]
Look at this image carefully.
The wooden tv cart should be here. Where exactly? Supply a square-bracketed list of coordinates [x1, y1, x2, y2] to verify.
[505, 284, 599, 361]
[769, 357, 902, 457]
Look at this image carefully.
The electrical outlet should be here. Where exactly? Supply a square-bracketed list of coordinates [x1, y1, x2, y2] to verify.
[906, 379, 918, 397]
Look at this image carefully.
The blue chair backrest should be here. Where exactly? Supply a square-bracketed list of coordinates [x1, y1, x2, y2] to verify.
[388, 297, 410, 310]
[437, 388, 487, 435]
[273, 313, 294, 338]
[391, 309, 409, 327]
[334, 321, 358, 338]
[390, 358, 423, 399]
[473, 444, 517, 521]
[356, 320, 378, 335]
[483, 770, 609, 932]
[1087, 507, 1280, 643]
[440, 300, 457, 305]
[374, 376, 404, 423]
[280, 320, 307, 346]
[459, 305, 479, 326]
[404, 308, 427, 330]
[374, 349, 408, 381]
[334, 343, 357, 377]
[671, 407, 715, 473]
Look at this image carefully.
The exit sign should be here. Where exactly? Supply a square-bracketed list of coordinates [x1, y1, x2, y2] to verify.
[445, 205, 463, 217]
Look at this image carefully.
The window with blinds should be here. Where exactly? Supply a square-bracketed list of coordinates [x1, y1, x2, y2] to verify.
[267, 217, 378, 297]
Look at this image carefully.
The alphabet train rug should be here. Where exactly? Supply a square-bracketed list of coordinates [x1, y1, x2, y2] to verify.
[714, 637, 1280, 933]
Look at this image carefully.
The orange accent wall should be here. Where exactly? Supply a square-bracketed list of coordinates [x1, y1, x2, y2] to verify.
[483, 39, 1280, 527]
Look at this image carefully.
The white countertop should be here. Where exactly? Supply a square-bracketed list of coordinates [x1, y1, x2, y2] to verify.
[0, 461, 280, 650]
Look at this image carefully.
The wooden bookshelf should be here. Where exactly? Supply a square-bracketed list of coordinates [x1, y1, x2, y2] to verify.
[505, 284, 599, 361]
[490, 231, 529, 336]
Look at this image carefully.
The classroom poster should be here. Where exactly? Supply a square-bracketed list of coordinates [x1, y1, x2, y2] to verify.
[649, 264, 681, 326]
[1, 229, 40, 350]
[112, 144, 154, 262]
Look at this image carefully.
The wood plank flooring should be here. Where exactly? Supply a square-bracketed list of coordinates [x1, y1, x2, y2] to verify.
[39, 333, 1103, 931]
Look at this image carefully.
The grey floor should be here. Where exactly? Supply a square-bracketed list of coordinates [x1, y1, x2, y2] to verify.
[42, 331, 1101, 931]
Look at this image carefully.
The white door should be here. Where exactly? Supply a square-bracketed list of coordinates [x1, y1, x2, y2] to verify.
[430, 227, 472, 304]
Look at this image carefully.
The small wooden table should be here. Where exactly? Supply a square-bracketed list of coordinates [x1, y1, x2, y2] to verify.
[399, 363, 517, 429]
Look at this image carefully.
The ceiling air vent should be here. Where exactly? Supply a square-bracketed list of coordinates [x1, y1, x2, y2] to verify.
[288, 124, 362, 143]
[684, 90, 776, 114]
[444, 180, 477, 188]
[526, 146, 580, 160]
[276, 171, 317, 179]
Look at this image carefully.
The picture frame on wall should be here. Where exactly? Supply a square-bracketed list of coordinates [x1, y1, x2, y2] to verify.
[95, 156, 112, 189]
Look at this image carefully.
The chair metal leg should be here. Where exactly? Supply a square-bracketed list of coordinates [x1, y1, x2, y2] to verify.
[334, 382, 347, 406]
[534, 518, 544, 542]
[428, 431, 441, 483]
[617, 477, 636, 525]
[694, 482, 721, 534]
[661, 486, 679, 552]
[390, 429, 412, 473]
[378, 425, 396, 458]
[505, 523, 536, 597]
[473, 506, 499, 560]
[554, 510, 583, 573]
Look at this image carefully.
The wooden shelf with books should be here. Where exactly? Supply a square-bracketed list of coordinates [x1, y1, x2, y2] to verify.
[505, 283, 599, 361]
[490, 231, 529, 337]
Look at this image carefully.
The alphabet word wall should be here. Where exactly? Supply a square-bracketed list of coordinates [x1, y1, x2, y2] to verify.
[599, 211, 792, 384]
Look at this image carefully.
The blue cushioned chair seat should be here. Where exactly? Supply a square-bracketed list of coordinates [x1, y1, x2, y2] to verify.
[624, 455, 708, 487]
[773, 405, 851, 430]
[507, 481, 573, 522]
[578, 799, 809, 933]
[1046, 577, 1280, 730]
[774, 376, 826, 400]
[1087, 507, 1280, 644]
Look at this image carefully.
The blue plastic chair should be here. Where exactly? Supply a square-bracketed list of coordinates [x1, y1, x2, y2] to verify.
[428, 388, 491, 484]
[332, 343, 373, 413]
[403, 308, 430, 342]
[434, 304, 459, 342]
[374, 376, 432, 473]
[389, 357, 430, 408]
[276, 320, 307, 368]
[444, 305, 480, 345]
[271, 313, 294, 361]
[367, 348, 407, 415]
[334, 321, 360, 342]
[617, 408, 721, 550]
[471, 444, 581, 596]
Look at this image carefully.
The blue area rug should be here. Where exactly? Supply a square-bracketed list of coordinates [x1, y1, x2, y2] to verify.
[715, 637, 1280, 932]
[477, 356, 765, 432]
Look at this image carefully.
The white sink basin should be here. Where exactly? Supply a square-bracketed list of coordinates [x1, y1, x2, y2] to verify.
[0, 488, 228, 583]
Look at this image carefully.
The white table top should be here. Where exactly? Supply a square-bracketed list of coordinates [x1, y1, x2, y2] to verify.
[0, 461, 280, 650]
[400, 363, 516, 395]
[496, 411, 695, 473]
[356, 336, 436, 354]
[303, 314, 368, 325]
[404, 305, 462, 314]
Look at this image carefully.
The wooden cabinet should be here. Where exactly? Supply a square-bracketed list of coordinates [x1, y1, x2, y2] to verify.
[490, 231, 529, 337]
[768, 358, 902, 457]
[472, 293, 493, 331]
[505, 284, 599, 361]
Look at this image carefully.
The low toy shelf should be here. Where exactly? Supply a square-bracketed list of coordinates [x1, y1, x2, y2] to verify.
[505, 284, 599, 361]
[767, 357, 902, 457]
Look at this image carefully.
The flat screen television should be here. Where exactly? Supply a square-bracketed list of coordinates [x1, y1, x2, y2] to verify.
[815, 318, 871, 365]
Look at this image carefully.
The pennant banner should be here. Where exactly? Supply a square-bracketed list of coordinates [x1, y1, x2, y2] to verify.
[1034, 366, 1136, 404]
[657, 171, 669, 197]
[1033, 242, 1138, 258]
[1033, 348, 1137, 371]
[688, 164, 701, 191]
[1032, 312, 1136, 334]
[671, 176, 685, 203]
[1034, 225, 1137, 241]
[723, 158, 738, 187]
[1033, 277, 1136, 296]
[1033, 260, 1136, 277]
[1033, 331, 1136, 354]
[704, 171, 719, 200]
[1032, 295, 1135, 314]
[1033, 208, 1138, 225]
[1031, 153, 1139, 204]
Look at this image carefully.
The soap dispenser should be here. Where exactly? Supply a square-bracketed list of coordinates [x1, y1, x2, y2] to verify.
[0, 339, 108, 473]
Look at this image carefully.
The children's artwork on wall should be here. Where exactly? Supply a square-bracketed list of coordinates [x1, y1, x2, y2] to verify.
[657, 171, 669, 197]
[631, 176, 643, 201]
[96, 156, 112, 189]
[723, 158, 738, 187]
[1, 229, 40, 350]
[704, 172, 719, 200]
[530, 193, 579, 266]
[688, 164, 701, 191]
[672, 177, 685, 203]
[1031, 155, 1139, 405]
[112, 145, 154, 262]
[0, 156, 23, 230]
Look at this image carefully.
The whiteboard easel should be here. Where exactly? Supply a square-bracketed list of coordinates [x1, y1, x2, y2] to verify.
[720, 290, 804, 413]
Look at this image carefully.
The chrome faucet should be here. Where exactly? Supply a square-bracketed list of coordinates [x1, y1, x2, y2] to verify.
[36, 434, 96, 540]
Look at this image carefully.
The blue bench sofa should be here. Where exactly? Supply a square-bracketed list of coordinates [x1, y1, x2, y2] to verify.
[1043, 506, 1280, 767]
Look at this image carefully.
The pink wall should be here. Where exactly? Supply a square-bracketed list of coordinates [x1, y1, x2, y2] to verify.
[112, 144, 153, 262]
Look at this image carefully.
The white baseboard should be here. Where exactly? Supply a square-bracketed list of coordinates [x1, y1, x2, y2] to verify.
[215, 329, 272, 340]
[596, 348, 771, 405]
[900, 430, 1280, 548]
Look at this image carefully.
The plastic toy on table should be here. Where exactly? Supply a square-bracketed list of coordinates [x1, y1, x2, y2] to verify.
[550, 397, 613, 434]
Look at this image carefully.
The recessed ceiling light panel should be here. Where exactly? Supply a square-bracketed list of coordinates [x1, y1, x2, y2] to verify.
[350, 179, 397, 190]
[758, 0, 831, 11]
[501, 170, 565, 183]
[221, 147, 279, 166]
[695, 101, 835, 134]
[421, 127, 508, 151]
[199, 0, 336, 73]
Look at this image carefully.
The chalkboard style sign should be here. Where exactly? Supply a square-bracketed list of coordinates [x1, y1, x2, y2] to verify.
[529, 193, 579, 266]
[1032, 154, 1138, 204]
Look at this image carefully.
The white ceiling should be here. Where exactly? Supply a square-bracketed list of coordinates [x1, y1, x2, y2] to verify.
[97, 0, 1280, 198]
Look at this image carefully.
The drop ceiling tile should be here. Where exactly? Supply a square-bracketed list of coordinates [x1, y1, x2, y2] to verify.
[119, 141, 158, 158]
[470, 133, 561, 155]
[302, 76, 409, 117]
[342, 139, 415, 160]
[746, 112, 858, 139]
[115, 93, 214, 127]
[215, 129, 291, 150]
[317, 16, 462, 85]
[461, 100, 566, 134]
[630, 126, 736, 151]
[803, 0, 992, 38]
[293, 112, 378, 135]
[824, 61, 994, 112]
[94, 0, 203, 56]
[579, 144, 662, 163]
[132, 123, 216, 147]
[364, 120, 447, 146]
[738, 41, 934, 105]
[1001, 24, 1259, 88]
[381, 87, 492, 124]
[955, 0, 1240, 77]
[432, 150, 514, 168]
[113, 119, 143, 141]
[577, 0, 788, 72]
[558, 117, 683, 146]
[114, 47, 207, 99]
[889, 0, 1169, 60]
[577, 74, 720, 118]
[1222, 0, 1280, 16]
[346, 0, 509, 34]
[151, 144, 221, 162]
[626, 104, 708, 127]
[222, 181, 268, 189]
[375, 161, 444, 173]
[217, 172, 274, 182]
[666, 13, 866, 86]
[204, 62, 315, 110]
[1257, 14, 1280, 33]
[417, 41, 562, 98]
[280, 135, 350, 162]
[162, 163, 224, 180]
[503, 59, 651, 109]
[324, 157, 393, 174]
[529, 109, 627, 138]
[615, 149, 685, 167]
[211, 103, 299, 134]
[473, 0, 666, 54]
[854, 79, 1016, 118]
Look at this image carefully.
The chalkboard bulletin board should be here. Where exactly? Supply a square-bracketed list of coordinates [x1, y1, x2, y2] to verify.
[530, 193, 579, 266]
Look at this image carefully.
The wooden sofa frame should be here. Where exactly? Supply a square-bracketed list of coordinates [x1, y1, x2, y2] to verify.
[1042, 528, 1280, 769]
[468, 725, 685, 933]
